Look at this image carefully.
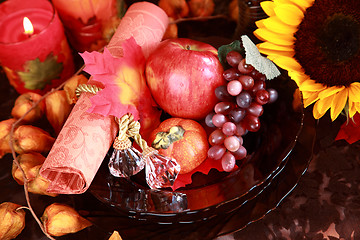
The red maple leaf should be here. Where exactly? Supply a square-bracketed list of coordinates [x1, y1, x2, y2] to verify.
[335, 113, 360, 144]
[80, 37, 161, 139]
[172, 157, 236, 190]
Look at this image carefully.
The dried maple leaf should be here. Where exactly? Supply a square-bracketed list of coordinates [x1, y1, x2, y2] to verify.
[335, 113, 360, 144]
[80, 37, 161, 139]
[171, 157, 225, 190]
[17, 54, 63, 90]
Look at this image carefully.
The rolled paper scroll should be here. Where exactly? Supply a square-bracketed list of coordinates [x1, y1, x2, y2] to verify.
[40, 2, 169, 194]
[107, 1, 169, 58]
[40, 81, 118, 194]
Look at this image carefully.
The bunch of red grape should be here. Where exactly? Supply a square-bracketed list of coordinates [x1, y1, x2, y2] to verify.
[206, 51, 278, 172]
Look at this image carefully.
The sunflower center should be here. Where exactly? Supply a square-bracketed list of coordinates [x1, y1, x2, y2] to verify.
[294, 0, 360, 87]
[319, 14, 360, 63]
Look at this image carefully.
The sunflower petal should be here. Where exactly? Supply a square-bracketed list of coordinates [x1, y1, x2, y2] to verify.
[302, 0, 315, 6]
[254, 28, 294, 46]
[318, 86, 344, 99]
[263, 16, 298, 34]
[330, 89, 348, 121]
[255, 19, 266, 29]
[260, 1, 276, 17]
[274, 4, 304, 26]
[288, 71, 309, 85]
[355, 103, 360, 115]
[302, 90, 315, 98]
[303, 92, 319, 107]
[312, 94, 334, 119]
[271, 55, 303, 72]
[348, 83, 360, 102]
[274, 0, 289, 4]
[313, 100, 329, 119]
[316, 95, 333, 114]
[257, 47, 294, 57]
[348, 100, 357, 118]
[257, 42, 294, 51]
[298, 80, 326, 92]
[288, 0, 313, 10]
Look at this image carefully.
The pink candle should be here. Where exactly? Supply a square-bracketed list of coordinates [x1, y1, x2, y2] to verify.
[0, 0, 74, 95]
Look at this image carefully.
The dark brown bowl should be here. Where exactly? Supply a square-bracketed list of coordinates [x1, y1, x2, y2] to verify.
[90, 75, 305, 223]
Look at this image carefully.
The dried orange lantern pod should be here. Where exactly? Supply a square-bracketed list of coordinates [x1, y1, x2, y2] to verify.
[41, 203, 92, 237]
[0, 202, 26, 240]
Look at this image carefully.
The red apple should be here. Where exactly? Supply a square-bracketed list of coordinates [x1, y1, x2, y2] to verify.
[145, 38, 225, 120]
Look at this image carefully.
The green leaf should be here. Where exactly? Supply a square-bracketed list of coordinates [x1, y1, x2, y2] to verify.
[217, 40, 245, 69]
[18, 53, 63, 90]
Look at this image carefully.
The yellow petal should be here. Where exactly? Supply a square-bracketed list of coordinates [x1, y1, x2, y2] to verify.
[271, 55, 303, 72]
[274, 0, 291, 4]
[318, 85, 344, 99]
[317, 95, 333, 113]
[288, 71, 309, 85]
[350, 82, 360, 95]
[313, 101, 328, 119]
[355, 103, 360, 115]
[254, 28, 295, 46]
[348, 83, 360, 102]
[351, 82, 360, 88]
[330, 89, 348, 121]
[260, 1, 276, 17]
[302, 0, 315, 6]
[298, 80, 326, 92]
[288, 0, 313, 11]
[274, 4, 304, 26]
[348, 100, 357, 118]
[257, 42, 294, 51]
[258, 47, 294, 57]
[302, 90, 315, 98]
[313, 96, 333, 119]
[255, 19, 266, 29]
[303, 92, 319, 107]
[263, 16, 298, 34]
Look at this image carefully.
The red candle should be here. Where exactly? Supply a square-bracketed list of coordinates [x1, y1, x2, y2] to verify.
[0, 0, 75, 95]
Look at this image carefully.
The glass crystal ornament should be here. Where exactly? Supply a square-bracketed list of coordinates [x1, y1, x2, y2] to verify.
[108, 137, 144, 178]
[143, 147, 181, 189]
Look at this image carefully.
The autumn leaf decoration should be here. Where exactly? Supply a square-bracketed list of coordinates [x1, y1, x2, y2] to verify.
[80, 37, 161, 138]
[18, 54, 63, 90]
[336, 113, 360, 144]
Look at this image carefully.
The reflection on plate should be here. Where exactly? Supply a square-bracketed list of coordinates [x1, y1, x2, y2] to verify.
[90, 75, 305, 224]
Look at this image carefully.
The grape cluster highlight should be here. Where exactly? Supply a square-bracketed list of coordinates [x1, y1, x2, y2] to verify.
[206, 51, 278, 172]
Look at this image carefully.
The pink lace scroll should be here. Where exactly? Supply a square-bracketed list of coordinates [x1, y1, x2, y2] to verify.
[40, 2, 169, 194]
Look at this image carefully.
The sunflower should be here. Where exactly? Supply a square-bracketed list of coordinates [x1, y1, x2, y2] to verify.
[253, 0, 360, 121]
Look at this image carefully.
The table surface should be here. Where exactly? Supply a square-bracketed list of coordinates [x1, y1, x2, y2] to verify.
[1, 1, 360, 239]
[2, 72, 359, 240]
